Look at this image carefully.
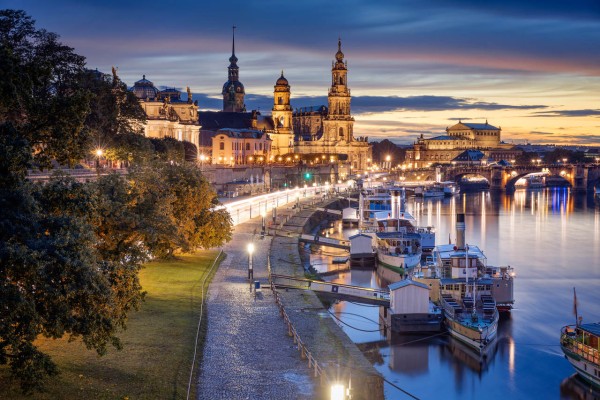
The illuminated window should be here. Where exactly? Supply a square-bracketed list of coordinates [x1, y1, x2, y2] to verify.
[219, 142, 224, 150]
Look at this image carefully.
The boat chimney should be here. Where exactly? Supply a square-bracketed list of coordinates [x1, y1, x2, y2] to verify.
[456, 213, 465, 250]
[391, 190, 400, 219]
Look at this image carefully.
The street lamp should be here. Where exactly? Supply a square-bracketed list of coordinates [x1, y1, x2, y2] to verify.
[199, 154, 206, 171]
[260, 212, 266, 236]
[247, 243, 255, 280]
[95, 148, 104, 174]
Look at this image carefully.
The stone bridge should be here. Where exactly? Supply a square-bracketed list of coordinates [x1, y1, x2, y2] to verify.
[441, 164, 600, 191]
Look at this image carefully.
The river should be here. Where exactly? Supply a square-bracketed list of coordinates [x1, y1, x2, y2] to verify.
[306, 188, 600, 400]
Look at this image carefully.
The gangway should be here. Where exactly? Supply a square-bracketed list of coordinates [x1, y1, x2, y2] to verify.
[299, 234, 350, 250]
[314, 207, 342, 216]
[271, 273, 390, 306]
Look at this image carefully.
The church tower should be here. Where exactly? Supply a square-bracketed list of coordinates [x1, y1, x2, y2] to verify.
[222, 26, 245, 112]
[324, 38, 354, 143]
[271, 71, 294, 156]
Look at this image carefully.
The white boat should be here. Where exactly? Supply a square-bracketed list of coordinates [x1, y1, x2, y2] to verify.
[437, 214, 500, 354]
[423, 185, 445, 198]
[441, 181, 459, 197]
[560, 289, 600, 388]
[358, 188, 434, 276]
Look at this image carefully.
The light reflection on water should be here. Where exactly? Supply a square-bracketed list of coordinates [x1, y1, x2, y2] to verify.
[308, 189, 600, 400]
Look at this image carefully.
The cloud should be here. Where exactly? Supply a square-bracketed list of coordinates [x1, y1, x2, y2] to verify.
[532, 109, 600, 117]
[192, 92, 547, 115]
[529, 131, 555, 135]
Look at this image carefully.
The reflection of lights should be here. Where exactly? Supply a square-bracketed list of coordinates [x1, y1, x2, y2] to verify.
[330, 384, 345, 400]
[508, 337, 515, 375]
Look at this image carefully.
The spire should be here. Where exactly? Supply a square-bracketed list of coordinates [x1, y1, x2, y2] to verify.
[335, 37, 344, 62]
[229, 25, 238, 65]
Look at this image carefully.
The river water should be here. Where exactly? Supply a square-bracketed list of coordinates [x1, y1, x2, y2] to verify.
[307, 188, 600, 400]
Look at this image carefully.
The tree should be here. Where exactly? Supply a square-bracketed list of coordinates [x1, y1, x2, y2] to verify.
[0, 9, 90, 167]
[80, 68, 146, 153]
[371, 139, 406, 164]
[0, 172, 146, 393]
[128, 161, 232, 258]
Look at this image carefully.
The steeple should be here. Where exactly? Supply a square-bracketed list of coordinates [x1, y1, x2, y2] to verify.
[222, 25, 245, 112]
[228, 25, 239, 80]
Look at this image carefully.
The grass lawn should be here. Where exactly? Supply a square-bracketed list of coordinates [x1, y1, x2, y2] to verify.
[0, 250, 223, 400]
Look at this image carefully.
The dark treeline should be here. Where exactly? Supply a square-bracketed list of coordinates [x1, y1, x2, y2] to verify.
[0, 9, 232, 393]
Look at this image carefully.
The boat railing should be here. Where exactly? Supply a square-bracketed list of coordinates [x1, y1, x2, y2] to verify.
[560, 326, 600, 365]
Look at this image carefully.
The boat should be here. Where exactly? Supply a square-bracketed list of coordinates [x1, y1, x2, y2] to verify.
[358, 189, 435, 276]
[560, 289, 600, 388]
[422, 184, 445, 198]
[441, 181, 460, 197]
[437, 214, 500, 354]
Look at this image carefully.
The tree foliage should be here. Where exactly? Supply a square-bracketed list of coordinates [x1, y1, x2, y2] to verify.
[0, 10, 233, 392]
[371, 139, 406, 164]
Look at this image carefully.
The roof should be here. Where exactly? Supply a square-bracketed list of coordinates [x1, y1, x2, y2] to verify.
[388, 279, 429, 291]
[434, 243, 487, 261]
[428, 135, 458, 141]
[440, 278, 493, 285]
[449, 122, 500, 131]
[453, 149, 485, 162]
[462, 122, 500, 130]
[199, 112, 255, 130]
[215, 128, 271, 140]
[293, 105, 328, 115]
[376, 231, 421, 239]
[349, 233, 372, 240]
[580, 323, 600, 337]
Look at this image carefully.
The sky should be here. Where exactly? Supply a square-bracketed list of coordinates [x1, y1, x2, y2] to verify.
[5, 0, 600, 146]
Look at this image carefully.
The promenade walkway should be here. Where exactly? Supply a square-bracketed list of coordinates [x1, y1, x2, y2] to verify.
[197, 201, 316, 399]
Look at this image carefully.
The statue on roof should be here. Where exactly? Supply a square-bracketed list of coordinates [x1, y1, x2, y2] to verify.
[187, 86, 192, 104]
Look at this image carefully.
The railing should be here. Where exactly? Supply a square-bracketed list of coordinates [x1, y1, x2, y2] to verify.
[270, 280, 329, 384]
[271, 273, 390, 302]
[561, 327, 600, 365]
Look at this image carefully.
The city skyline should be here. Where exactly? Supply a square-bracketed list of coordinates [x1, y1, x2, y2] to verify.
[6, 0, 600, 146]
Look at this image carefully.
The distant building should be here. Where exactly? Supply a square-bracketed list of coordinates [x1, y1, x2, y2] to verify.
[293, 39, 371, 171]
[406, 121, 521, 168]
[211, 128, 272, 166]
[131, 76, 200, 153]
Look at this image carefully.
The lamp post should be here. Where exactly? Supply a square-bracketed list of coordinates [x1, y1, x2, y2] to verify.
[260, 212, 266, 236]
[247, 243, 254, 280]
[199, 154, 206, 171]
[95, 148, 103, 176]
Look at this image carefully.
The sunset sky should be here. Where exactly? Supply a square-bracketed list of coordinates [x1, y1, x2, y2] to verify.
[6, 0, 600, 146]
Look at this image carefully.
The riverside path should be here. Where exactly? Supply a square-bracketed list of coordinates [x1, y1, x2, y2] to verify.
[197, 199, 316, 399]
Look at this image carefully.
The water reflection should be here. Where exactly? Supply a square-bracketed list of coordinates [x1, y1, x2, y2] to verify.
[304, 188, 600, 399]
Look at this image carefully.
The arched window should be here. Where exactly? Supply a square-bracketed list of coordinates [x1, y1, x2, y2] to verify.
[278, 97, 283, 105]
[339, 127, 344, 137]
[219, 142, 224, 150]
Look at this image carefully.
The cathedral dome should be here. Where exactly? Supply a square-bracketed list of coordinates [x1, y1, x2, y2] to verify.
[222, 80, 245, 95]
[132, 75, 159, 100]
[276, 72, 289, 86]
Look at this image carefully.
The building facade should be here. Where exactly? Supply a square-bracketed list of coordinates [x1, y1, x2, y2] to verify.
[132, 76, 201, 152]
[293, 40, 371, 171]
[270, 72, 294, 156]
[406, 121, 520, 168]
[211, 128, 272, 166]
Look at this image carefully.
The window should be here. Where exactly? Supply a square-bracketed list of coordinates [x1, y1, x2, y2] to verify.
[246, 143, 250, 151]
[339, 127, 344, 137]
[219, 142, 224, 150]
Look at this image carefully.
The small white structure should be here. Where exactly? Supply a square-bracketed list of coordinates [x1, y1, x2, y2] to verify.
[349, 234, 373, 257]
[388, 280, 430, 314]
[342, 207, 359, 224]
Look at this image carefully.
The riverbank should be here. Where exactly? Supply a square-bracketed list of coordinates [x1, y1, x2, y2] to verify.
[0, 251, 221, 399]
[268, 196, 385, 400]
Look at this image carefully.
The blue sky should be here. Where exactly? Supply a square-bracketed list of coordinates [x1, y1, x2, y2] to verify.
[5, 0, 600, 145]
